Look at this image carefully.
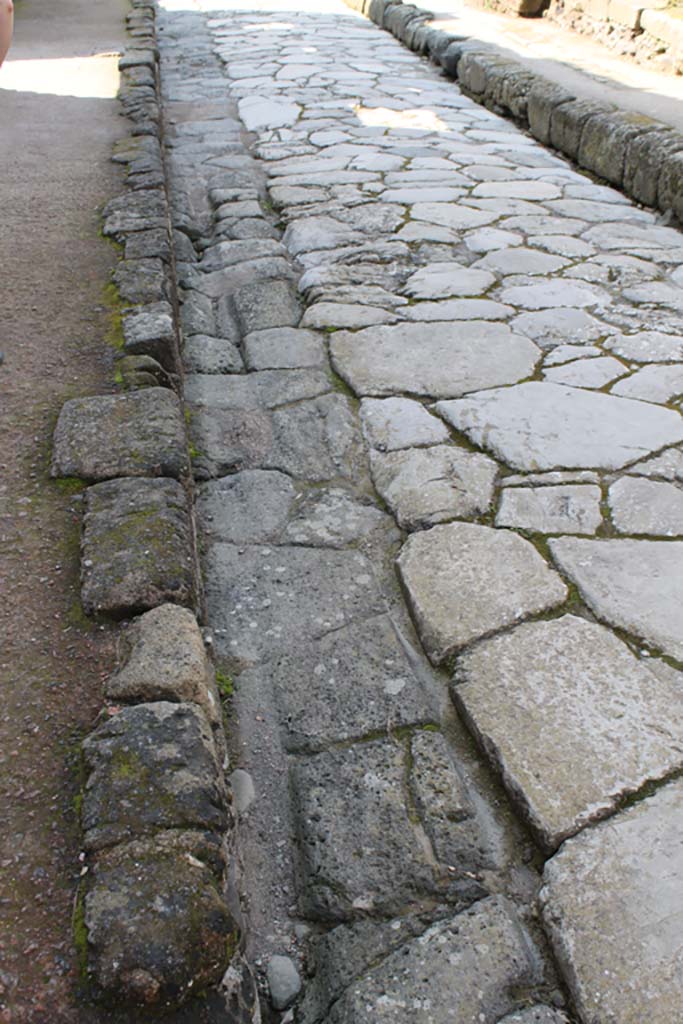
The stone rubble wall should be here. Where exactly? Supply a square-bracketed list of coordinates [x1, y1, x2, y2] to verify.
[344, 0, 683, 220]
[547, 0, 683, 75]
[48, 0, 251, 1015]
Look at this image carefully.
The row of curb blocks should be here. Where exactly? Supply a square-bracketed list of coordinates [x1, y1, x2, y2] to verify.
[50, 0, 240, 1011]
[346, 0, 683, 220]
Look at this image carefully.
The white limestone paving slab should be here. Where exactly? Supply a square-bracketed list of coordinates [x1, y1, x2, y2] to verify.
[496, 484, 602, 535]
[238, 96, 301, 131]
[397, 523, 567, 664]
[549, 537, 683, 659]
[403, 263, 496, 299]
[437, 383, 683, 471]
[453, 616, 683, 850]
[542, 355, 627, 390]
[609, 477, 683, 536]
[330, 322, 540, 399]
[541, 778, 683, 1023]
[510, 309, 606, 348]
[605, 330, 683, 363]
[611, 363, 683, 403]
[360, 397, 449, 451]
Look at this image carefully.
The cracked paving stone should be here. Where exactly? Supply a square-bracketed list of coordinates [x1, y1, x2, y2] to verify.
[609, 477, 683, 536]
[290, 735, 484, 922]
[541, 778, 683, 1024]
[549, 536, 683, 660]
[496, 484, 602, 535]
[330, 322, 540, 399]
[268, 614, 433, 753]
[326, 896, 543, 1024]
[371, 445, 498, 531]
[453, 615, 683, 851]
[397, 522, 567, 664]
[204, 545, 385, 667]
[437, 382, 683, 471]
[361, 397, 450, 452]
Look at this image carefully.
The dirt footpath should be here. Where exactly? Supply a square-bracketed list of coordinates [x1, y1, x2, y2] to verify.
[0, 0, 129, 1019]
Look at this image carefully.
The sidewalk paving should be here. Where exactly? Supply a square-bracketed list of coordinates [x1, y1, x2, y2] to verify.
[156, 0, 683, 1020]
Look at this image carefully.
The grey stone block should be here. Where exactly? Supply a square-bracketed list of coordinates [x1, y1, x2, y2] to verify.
[122, 301, 177, 370]
[549, 98, 613, 160]
[625, 129, 683, 208]
[51, 388, 188, 482]
[113, 257, 169, 305]
[243, 327, 325, 371]
[82, 701, 227, 851]
[541, 779, 683, 1024]
[81, 477, 196, 618]
[197, 470, 296, 544]
[232, 278, 301, 334]
[183, 334, 244, 374]
[439, 39, 469, 78]
[124, 227, 170, 263]
[578, 110, 661, 187]
[270, 614, 433, 752]
[105, 604, 221, 727]
[102, 190, 166, 240]
[658, 149, 683, 220]
[85, 830, 235, 1009]
[327, 897, 542, 1024]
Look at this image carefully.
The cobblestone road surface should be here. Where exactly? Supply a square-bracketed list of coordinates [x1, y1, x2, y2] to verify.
[158, 2, 683, 1020]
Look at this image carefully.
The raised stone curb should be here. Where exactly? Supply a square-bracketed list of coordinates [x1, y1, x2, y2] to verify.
[344, 0, 683, 220]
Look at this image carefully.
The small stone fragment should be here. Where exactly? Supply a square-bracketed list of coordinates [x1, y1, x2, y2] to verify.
[266, 956, 302, 1011]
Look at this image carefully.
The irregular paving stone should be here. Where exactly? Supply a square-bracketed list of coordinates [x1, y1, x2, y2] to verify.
[496, 484, 602, 534]
[499, 281, 609, 310]
[238, 95, 301, 131]
[197, 470, 296, 543]
[283, 215, 362, 255]
[243, 326, 325, 369]
[604, 330, 683, 363]
[102, 189, 167, 239]
[454, 615, 683, 850]
[611, 363, 683, 403]
[403, 262, 496, 299]
[541, 778, 683, 1024]
[85, 830, 235, 1010]
[282, 487, 394, 548]
[608, 477, 683, 536]
[185, 368, 330, 410]
[474, 247, 568, 276]
[397, 523, 567, 664]
[327, 897, 542, 1024]
[113, 257, 169, 304]
[183, 334, 244, 374]
[543, 344, 603, 365]
[549, 536, 683, 659]
[437, 383, 683, 471]
[627, 446, 683, 481]
[51, 389, 189, 482]
[122, 302, 177, 369]
[301, 301, 400, 329]
[105, 604, 220, 726]
[371, 445, 498, 530]
[542, 355, 626, 390]
[232, 277, 301, 334]
[269, 615, 433, 753]
[330, 322, 540, 399]
[291, 736, 470, 921]
[361, 396, 450, 451]
[204, 545, 385, 667]
[81, 478, 196, 618]
[82, 701, 227, 852]
[510, 308, 606, 348]
[404, 298, 513, 322]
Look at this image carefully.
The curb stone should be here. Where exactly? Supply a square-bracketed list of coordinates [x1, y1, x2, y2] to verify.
[344, 0, 683, 219]
[48, 0, 248, 1013]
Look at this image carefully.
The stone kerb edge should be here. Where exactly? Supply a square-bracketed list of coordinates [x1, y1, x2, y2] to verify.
[48, 0, 240, 1011]
[345, 0, 683, 221]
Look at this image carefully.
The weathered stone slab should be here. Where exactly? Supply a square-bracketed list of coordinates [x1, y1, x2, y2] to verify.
[496, 484, 602, 534]
[102, 190, 167, 239]
[330, 322, 540, 399]
[282, 488, 394, 548]
[371, 445, 498, 531]
[243, 326, 325, 370]
[611, 363, 683, 403]
[105, 604, 220, 727]
[81, 478, 196, 618]
[543, 355, 626, 389]
[204, 545, 385, 667]
[113, 257, 169, 305]
[238, 95, 301, 131]
[609, 476, 683, 536]
[52, 389, 189, 482]
[397, 523, 567, 664]
[541, 778, 683, 1024]
[361, 396, 449, 451]
[604, 330, 683, 363]
[123, 302, 177, 370]
[437, 383, 683, 471]
[184, 368, 330, 410]
[578, 111, 659, 187]
[197, 470, 296, 543]
[628, 446, 683, 481]
[475, 247, 568, 276]
[85, 830, 234, 1009]
[291, 733, 483, 922]
[270, 615, 433, 752]
[549, 536, 683, 659]
[327, 897, 542, 1024]
[232, 278, 301, 334]
[403, 262, 496, 299]
[454, 615, 683, 850]
[510, 308, 605, 348]
[82, 702, 227, 852]
[183, 334, 244, 374]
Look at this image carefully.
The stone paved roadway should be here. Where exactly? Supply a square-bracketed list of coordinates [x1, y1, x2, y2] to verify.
[158, 3, 683, 1020]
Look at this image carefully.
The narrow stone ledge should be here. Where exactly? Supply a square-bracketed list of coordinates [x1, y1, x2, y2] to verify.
[81, 477, 197, 618]
[51, 388, 189, 482]
[83, 829, 236, 1010]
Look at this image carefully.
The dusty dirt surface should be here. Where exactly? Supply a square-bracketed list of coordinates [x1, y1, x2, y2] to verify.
[0, 0, 131, 1020]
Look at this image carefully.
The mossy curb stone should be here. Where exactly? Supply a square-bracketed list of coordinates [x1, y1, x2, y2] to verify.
[51, 388, 189, 482]
[81, 477, 196, 618]
[84, 829, 237, 1009]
